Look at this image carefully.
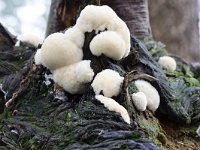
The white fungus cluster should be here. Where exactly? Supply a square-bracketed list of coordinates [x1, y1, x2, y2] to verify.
[35, 5, 130, 68]
[132, 92, 147, 111]
[95, 95, 130, 124]
[133, 80, 160, 112]
[158, 56, 177, 72]
[53, 60, 94, 94]
[77, 5, 131, 59]
[19, 34, 43, 47]
[34, 4, 131, 94]
[34, 27, 88, 94]
[33, 5, 131, 124]
[91, 69, 124, 97]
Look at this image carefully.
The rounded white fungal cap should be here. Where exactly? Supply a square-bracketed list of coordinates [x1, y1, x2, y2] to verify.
[91, 69, 124, 97]
[34, 48, 43, 65]
[76, 5, 118, 33]
[53, 60, 94, 94]
[90, 31, 126, 60]
[134, 80, 160, 112]
[64, 26, 85, 48]
[19, 34, 43, 47]
[41, 32, 83, 71]
[132, 92, 147, 111]
[108, 17, 131, 57]
[95, 95, 130, 124]
[158, 56, 176, 71]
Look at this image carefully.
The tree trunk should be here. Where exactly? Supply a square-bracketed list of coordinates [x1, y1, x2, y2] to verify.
[46, 0, 152, 40]
[45, 0, 100, 36]
[149, 0, 200, 62]
[101, 0, 152, 40]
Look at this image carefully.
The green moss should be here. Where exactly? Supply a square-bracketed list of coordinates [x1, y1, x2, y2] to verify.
[157, 132, 167, 145]
[144, 40, 167, 59]
[128, 82, 138, 95]
[182, 64, 194, 77]
[0, 108, 12, 119]
[167, 64, 200, 88]
[179, 124, 199, 136]
[11, 59, 25, 69]
[167, 70, 184, 77]
[184, 77, 200, 87]
[137, 116, 166, 146]
[131, 132, 142, 140]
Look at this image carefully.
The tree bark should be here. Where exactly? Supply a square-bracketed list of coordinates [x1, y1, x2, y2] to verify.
[149, 0, 200, 62]
[45, 0, 100, 36]
[46, 0, 152, 40]
[101, 0, 152, 40]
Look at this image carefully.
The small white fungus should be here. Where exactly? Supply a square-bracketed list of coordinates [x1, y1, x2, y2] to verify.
[196, 125, 200, 137]
[19, 34, 43, 47]
[95, 95, 130, 124]
[41, 32, 83, 71]
[158, 56, 176, 71]
[134, 80, 160, 112]
[90, 31, 126, 60]
[34, 48, 43, 65]
[132, 92, 147, 111]
[91, 69, 124, 97]
[64, 26, 85, 48]
[53, 60, 94, 94]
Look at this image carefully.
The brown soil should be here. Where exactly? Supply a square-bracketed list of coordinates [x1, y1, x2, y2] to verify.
[157, 114, 200, 150]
